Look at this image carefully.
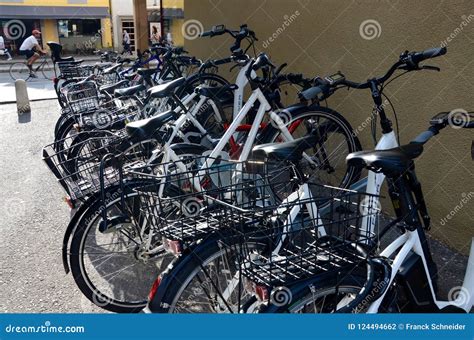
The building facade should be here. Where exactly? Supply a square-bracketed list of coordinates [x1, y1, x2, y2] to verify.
[0, 0, 112, 54]
[110, 0, 184, 50]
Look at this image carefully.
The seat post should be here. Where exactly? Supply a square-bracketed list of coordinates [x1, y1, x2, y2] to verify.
[172, 93, 189, 113]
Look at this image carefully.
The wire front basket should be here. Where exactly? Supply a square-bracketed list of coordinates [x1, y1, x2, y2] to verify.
[131, 157, 296, 243]
[42, 132, 129, 201]
[229, 184, 381, 288]
[64, 81, 100, 115]
[59, 64, 95, 79]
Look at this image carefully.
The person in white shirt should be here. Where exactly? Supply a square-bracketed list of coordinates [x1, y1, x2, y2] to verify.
[122, 30, 131, 54]
[0, 35, 13, 60]
[19, 30, 47, 78]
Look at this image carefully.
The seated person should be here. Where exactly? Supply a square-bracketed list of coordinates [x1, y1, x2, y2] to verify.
[0, 35, 13, 61]
[18, 30, 47, 78]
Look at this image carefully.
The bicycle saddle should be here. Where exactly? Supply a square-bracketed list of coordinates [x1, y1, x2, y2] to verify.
[100, 80, 129, 94]
[252, 134, 318, 163]
[126, 110, 178, 142]
[137, 68, 157, 77]
[114, 84, 146, 98]
[346, 143, 424, 175]
[148, 77, 186, 98]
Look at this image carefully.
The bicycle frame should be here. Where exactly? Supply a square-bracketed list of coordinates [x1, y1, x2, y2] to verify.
[367, 231, 474, 313]
[349, 130, 398, 239]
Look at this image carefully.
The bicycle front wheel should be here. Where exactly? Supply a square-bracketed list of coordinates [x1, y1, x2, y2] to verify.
[264, 106, 362, 190]
[41, 60, 55, 80]
[150, 233, 267, 313]
[9, 62, 30, 81]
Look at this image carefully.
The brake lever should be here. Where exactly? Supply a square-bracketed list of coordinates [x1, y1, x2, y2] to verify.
[421, 65, 440, 72]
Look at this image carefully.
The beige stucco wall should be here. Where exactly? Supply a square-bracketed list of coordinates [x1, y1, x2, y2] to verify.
[184, 0, 474, 254]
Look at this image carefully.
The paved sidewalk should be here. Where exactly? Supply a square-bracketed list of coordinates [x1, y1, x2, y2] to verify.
[0, 74, 56, 103]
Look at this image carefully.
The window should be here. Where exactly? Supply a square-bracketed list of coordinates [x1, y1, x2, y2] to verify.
[57, 19, 101, 38]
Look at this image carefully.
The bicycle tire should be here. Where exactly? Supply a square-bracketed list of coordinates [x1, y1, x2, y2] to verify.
[148, 231, 268, 313]
[68, 145, 208, 313]
[9, 62, 30, 81]
[262, 106, 362, 190]
[41, 60, 55, 80]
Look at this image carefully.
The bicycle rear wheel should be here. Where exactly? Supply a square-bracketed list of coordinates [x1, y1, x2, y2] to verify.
[9, 62, 30, 81]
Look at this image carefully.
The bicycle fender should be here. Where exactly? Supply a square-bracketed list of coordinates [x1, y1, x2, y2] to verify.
[61, 191, 102, 274]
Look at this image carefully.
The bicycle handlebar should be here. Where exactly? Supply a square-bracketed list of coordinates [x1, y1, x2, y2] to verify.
[412, 110, 473, 144]
[300, 47, 447, 101]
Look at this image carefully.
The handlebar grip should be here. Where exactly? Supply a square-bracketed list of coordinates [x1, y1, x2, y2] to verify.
[300, 86, 323, 100]
[422, 47, 447, 58]
[411, 130, 435, 144]
[200, 31, 212, 37]
[413, 47, 447, 63]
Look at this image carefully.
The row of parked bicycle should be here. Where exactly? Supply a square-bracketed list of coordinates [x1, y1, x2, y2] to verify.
[42, 24, 474, 313]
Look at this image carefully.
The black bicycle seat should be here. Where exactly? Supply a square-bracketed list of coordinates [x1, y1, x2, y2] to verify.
[252, 134, 318, 163]
[114, 84, 146, 98]
[100, 80, 129, 94]
[148, 77, 186, 98]
[346, 143, 424, 175]
[137, 68, 157, 77]
[126, 110, 178, 142]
